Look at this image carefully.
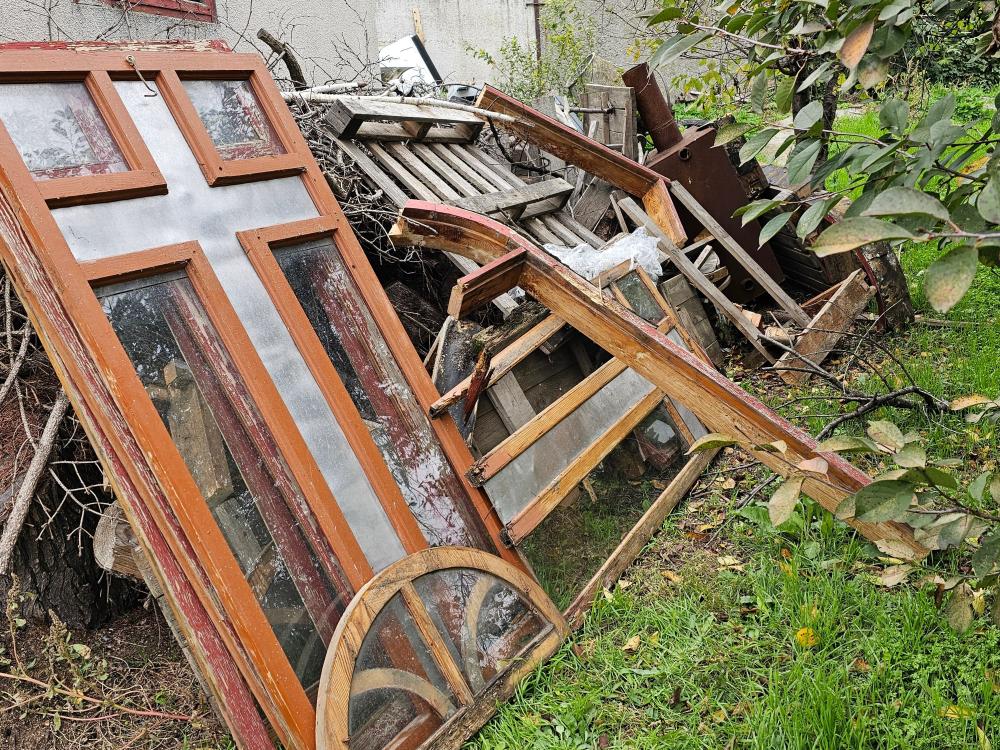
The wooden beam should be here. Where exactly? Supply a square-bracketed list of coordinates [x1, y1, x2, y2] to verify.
[451, 178, 574, 219]
[474, 85, 686, 246]
[563, 448, 718, 628]
[774, 270, 875, 385]
[668, 182, 811, 328]
[448, 247, 528, 319]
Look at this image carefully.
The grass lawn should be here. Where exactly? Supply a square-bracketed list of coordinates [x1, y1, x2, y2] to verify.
[468, 162, 1000, 749]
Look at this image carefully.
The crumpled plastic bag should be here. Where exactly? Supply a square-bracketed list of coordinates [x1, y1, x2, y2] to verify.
[543, 226, 662, 282]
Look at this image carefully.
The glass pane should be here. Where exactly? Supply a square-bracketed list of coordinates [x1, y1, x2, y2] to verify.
[0, 82, 128, 180]
[98, 272, 351, 697]
[273, 237, 495, 551]
[615, 271, 665, 324]
[349, 595, 456, 750]
[414, 569, 545, 690]
[183, 79, 285, 160]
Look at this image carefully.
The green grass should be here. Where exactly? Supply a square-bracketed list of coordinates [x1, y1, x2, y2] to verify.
[467, 114, 1000, 749]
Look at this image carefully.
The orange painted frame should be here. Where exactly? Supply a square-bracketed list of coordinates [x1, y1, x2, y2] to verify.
[0, 47, 524, 747]
[235, 216, 429, 556]
[157, 68, 305, 186]
[0, 69, 166, 207]
[83, 241, 372, 743]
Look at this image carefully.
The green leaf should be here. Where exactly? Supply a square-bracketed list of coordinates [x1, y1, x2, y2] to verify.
[969, 472, 991, 502]
[786, 139, 822, 187]
[796, 196, 839, 240]
[924, 244, 978, 313]
[738, 198, 782, 225]
[817, 435, 878, 453]
[652, 31, 712, 68]
[648, 7, 685, 24]
[750, 71, 768, 114]
[879, 99, 910, 135]
[738, 128, 779, 165]
[775, 76, 796, 115]
[894, 443, 926, 469]
[991, 474, 1000, 503]
[759, 212, 794, 247]
[793, 100, 824, 132]
[839, 21, 875, 69]
[686, 433, 738, 454]
[863, 187, 950, 223]
[852, 480, 915, 523]
[769, 476, 805, 527]
[714, 121, 752, 148]
[978, 178, 1000, 225]
[812, 217, 914, 257]
[924, 466, 959, 490]
[797, 61, 833, 92]
[973, 535, 1000, 577]
[868, 420, 906, 451]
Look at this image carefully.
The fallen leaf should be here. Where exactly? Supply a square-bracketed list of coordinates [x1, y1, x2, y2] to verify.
[602, 587, 614, 602]
[939, 704, 975, 720]
[711, 708, 727, 723]
[769, 476, 805, 526]
[779, 561, 795, 577]
[797, 457, 830, 475]
[780, 548, 793, 559]
[622, 635, 641, 653]
[795, 626, 820, 648]
[717, 555, 742, 567]
[618, 579, 633, 590]
[850, 657, 870, 673]
[598, 734, 610, 749]
[950, 394, 993, 411]
[662, 570, 683, 583]
[878, 564, 914, 588]
[721, 477, 737, 490]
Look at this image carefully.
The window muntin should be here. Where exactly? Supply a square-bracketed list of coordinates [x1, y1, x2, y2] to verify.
[97, 271, 351, 695]
[0, 82, 128, 180]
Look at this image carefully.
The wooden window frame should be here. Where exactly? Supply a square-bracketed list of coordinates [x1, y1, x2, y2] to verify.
[0, 47, 521, 748]
[158, 68, 305, 185]
[89, 0, 218, 23]
[0, 70, 166, 207]
[235, 216, 429, 555]
[83, 240, 371, 739]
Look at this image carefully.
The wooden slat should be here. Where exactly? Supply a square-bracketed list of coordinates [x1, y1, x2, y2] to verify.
[412, 143, 480, 197]
[451, 179, 573, 219]
[367, 141, 437, 201]
[774, 270, 875, 385]
[326, 97, 483, 142]
[457, 146, 517, 190]
[669, 182, 810, 328]
[335, 138, 409, 207]
[385, 142, 461, 201]
[448, 247, 528, 319]
[485, 373, 537, 433]
[618, 197, 776, 363]
[430, 144, 500, 193]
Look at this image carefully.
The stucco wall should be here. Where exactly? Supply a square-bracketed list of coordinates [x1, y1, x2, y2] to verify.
[0, 0, 534, 85]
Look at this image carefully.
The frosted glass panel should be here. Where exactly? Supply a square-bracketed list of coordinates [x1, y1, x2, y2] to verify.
[183, 79, 285, 159]
[0, 82, 127, 179]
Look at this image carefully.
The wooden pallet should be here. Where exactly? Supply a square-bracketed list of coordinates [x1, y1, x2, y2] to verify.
[326, 96, 485, 142]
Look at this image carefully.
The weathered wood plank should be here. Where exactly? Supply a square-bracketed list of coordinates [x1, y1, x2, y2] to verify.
[451, 179, 574, 219]
[774, 269, 875, 385]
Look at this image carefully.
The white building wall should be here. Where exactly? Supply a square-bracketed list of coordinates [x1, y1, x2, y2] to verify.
[0, 0, 534, 85]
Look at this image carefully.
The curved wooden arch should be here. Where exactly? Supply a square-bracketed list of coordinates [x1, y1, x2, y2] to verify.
[316, 547, 567, 750]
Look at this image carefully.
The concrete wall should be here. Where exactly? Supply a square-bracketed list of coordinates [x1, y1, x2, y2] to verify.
[0, 0, 534, 85]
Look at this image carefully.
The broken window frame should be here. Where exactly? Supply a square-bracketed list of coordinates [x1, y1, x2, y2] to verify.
[0, 46, 520, 749]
